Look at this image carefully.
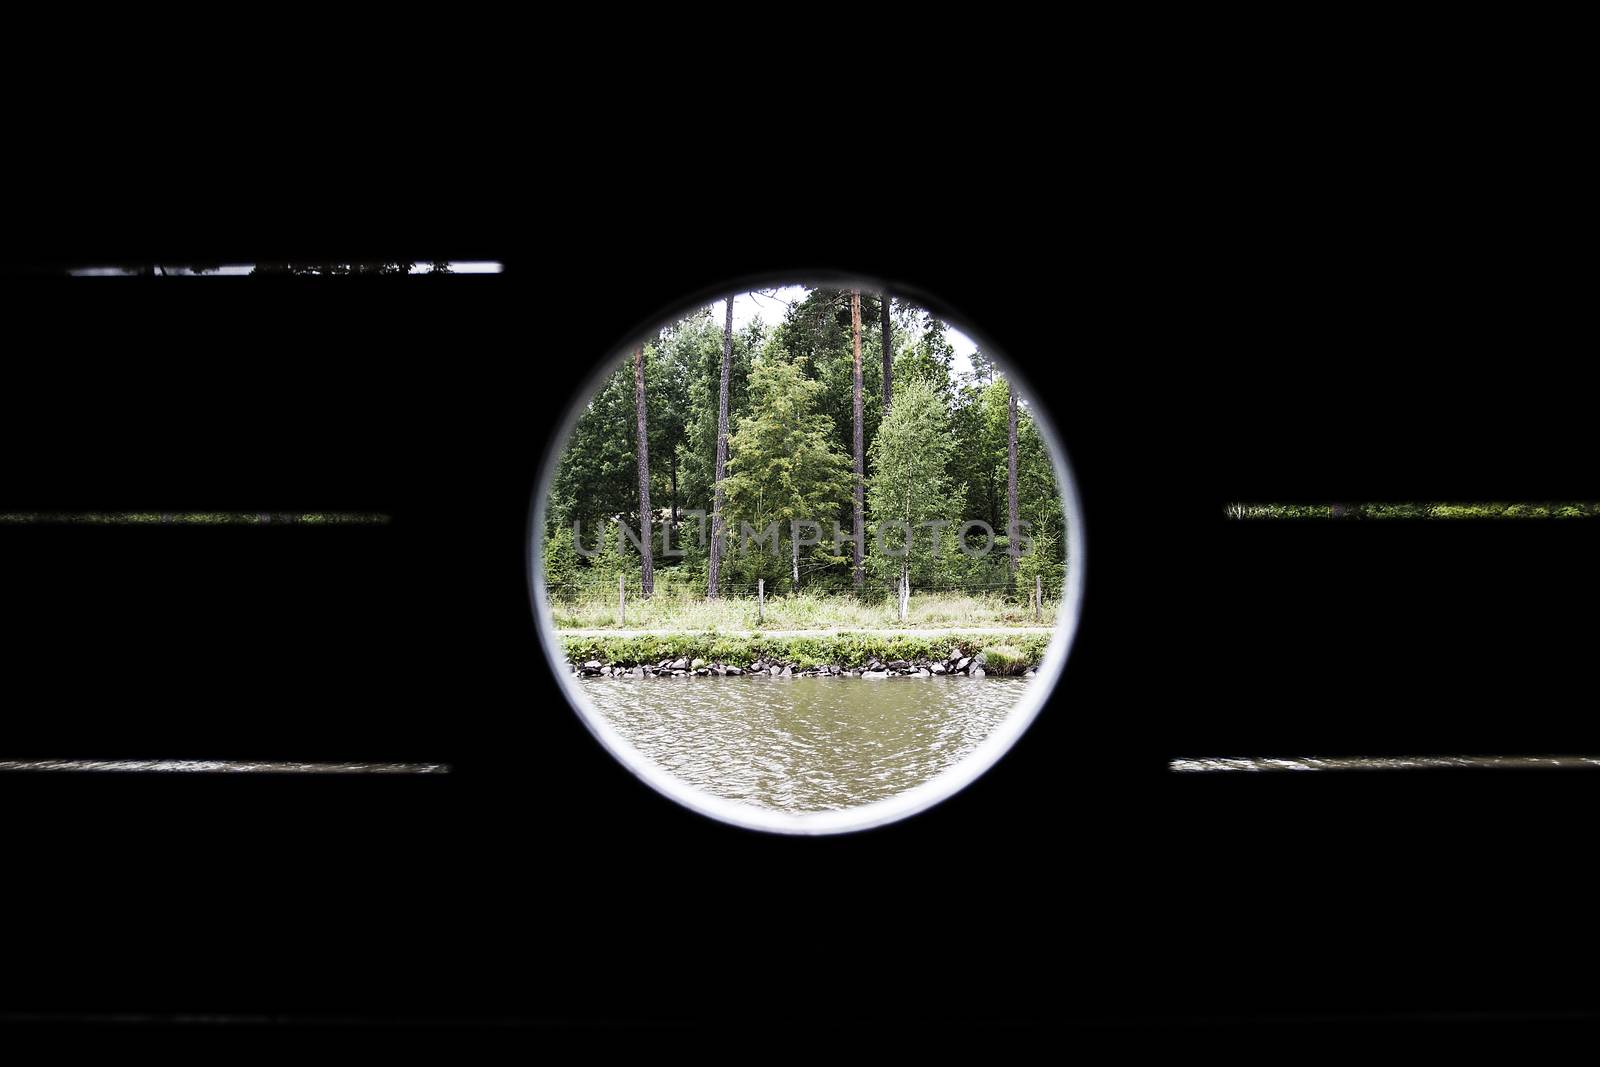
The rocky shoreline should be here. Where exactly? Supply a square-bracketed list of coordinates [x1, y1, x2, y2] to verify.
[560, 631, 1048, 679]
[572, 647, 1033, 680]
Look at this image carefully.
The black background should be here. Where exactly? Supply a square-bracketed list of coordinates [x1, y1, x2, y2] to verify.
[3, 148, 1596, 1039]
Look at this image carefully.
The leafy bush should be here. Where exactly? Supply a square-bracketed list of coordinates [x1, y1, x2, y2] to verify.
[557, 631, 1051, 671]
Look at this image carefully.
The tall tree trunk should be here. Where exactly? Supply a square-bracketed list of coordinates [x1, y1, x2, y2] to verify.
[634, 345, 654, 597]
[1006, 378, 1020, 588]
[851, 289, 865, 591]
[881, 291, 893, 412]
[707, 298, 733, 599]
[669, 452, 678, 531]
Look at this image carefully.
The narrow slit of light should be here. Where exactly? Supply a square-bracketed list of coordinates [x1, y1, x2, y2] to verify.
[1172, 756, 1600, 771]
[65, 262, 503, 276]
[0, 512, 390, 525]
[0, 759, 449, 774]
[1226, 502, 1600, 519]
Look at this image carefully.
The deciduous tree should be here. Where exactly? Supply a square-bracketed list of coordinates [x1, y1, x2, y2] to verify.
[881, 291, 893, 411]
[867, 376, 957, 598]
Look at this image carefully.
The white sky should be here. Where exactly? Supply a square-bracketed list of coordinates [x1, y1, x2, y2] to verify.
[708, 286, 980, 380]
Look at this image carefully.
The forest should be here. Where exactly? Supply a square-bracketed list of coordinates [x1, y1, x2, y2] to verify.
[542, 287, 1068, 628]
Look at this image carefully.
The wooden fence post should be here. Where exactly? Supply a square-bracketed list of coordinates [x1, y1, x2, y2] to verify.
[758, 578, 764, 624]
[619, 574, 626, 626]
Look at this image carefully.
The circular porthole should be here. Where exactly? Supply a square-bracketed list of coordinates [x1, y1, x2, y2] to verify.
[529, 279, 1083, 833]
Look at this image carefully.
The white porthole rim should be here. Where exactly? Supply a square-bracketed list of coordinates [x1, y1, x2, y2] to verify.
[526, 273, 1085, 835]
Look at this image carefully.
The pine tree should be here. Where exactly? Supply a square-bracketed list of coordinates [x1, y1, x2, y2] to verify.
[708, 297, 734, 598]
[633, 345, 654, 597]
[851, 289, 865, 591]
[1006, 375, 1020, 590]
[723, 358, 852, 589]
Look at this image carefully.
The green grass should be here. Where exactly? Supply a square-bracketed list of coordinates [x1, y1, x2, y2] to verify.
[978, 642, 1031, 676]
[558, 631, 1053, 671]
[548, 589, 1059, 631]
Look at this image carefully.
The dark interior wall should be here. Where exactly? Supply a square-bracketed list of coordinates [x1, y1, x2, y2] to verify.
[3, 179, 1596, 1030]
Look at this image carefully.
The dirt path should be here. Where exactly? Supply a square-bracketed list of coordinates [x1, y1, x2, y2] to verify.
[558, 626, 1060, 638]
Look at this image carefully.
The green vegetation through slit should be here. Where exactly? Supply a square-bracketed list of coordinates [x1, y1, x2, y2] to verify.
[1227, 503, 1600, 519]
[0, 512, 391, 525]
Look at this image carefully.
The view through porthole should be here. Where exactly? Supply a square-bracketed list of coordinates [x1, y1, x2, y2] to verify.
[530, 281, 1082, 833]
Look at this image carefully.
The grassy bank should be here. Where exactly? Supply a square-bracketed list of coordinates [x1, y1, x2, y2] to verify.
[549, 589, 1059, 632]
[558, 631, 1051, 676]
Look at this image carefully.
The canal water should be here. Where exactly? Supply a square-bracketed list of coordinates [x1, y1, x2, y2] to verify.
[577, 675, 1036, 813]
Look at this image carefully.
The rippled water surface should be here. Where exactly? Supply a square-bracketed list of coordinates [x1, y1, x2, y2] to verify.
[578, 676, 1035, 813]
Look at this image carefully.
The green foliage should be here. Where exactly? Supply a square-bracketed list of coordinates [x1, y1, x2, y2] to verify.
[772, 288, 887, 469]
[645, 333, 692, 514]
[979, 643, 1031, 676]
[866, 375, 958, 588]
[548, 360, 641, 537]
[543, 288, 1071, 603]
[892, 317, 957, 405]
[558, 630, 1050, 671]
[1353, 503, 1428, 519]
[723, 352, 853, 591]
[945, 374, 1067, 596]
[0, 512, 389, 526]
[542, 521, 580, 595]
[678, 314, 759, 516]
[562, 518, 634, 597]
[1014, 529, 1066, 602]
[1229, 502, 1600, 520]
